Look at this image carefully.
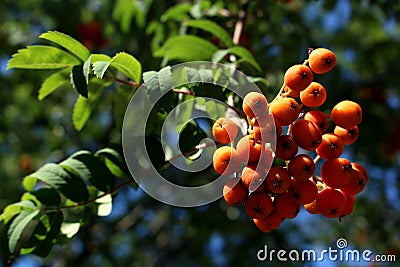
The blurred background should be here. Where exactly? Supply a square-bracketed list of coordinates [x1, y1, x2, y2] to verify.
[0, 0, 399, 266]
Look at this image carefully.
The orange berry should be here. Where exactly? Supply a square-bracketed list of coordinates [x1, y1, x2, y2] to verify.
[304, 110, 329, 133]
[284, 64, 313, 91]
[316, 133, 344, 159]
[288, 178, 318, 205]
[308, 48, 336, 74]
[223, 178, 248, 206]
[316, 188, 346, 218]
[212, 146, 242, 175]
[300, 82, 327, 107]
[331, 100, 362, 129]
[340, 168, 367, 195]
[212, 118, 238, 144]
[236, 135, 263, 163]
[292, 119, 322, 151]
[253, 114, 277, 144]
[259, 145, 274, 168]
[321, 158, 354, 188]
[274, 192, 301, 219]
[253, 211, 282, 233]
[283, 84, 300, 98]
[334, 125, 359, 145]
[245, 191, 273, 219]
[339, 192, 355, 217]
[351, 162, 368, 180]
[304, 199, 320, 214]
[287, 154, 316, 181]
[269, 97, 300, 126]
[241, 164, 265, 191]
[264, 166, 291, 194]
[243, 92, 269, 118]
[275, 135, 298, 160]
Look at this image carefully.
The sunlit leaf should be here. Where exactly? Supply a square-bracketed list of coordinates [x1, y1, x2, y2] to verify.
[39, 31, 91, 61]
[184, 19, 234, 47]
[8, 209, 40, 254]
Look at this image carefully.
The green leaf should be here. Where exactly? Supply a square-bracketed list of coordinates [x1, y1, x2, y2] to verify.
[60, 150, 115, 192]
[211, 49, 229, 63]
[110, 52, 142, 82]
[7, 46, 81, 69]
[24, 163, 89, 203]
[39, 31, 91, 61]
[228, 46, 262, 72]
[248, 76, 268, 87]
[0, 201, 36, 223]
[184, 19, 234, 47]
[92, 61, 111, 79]
[38, 69, 70, 100]
[161, 3, 192, 22]
[96, 145, 130, 179]
[32, 186, 61, 207]
[91, 54, 112, 62]
[8, 209, 40, 254]
[72, 78, 109, 131]
[71, 64, 88, 98]
[60, 222, 81, 238]
[32, 211, 63, 257]
[154, 35, 219, 62]
[143, 66, 173, 98]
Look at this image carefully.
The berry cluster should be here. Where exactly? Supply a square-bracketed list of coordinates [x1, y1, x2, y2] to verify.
[212, 48, 368, 233]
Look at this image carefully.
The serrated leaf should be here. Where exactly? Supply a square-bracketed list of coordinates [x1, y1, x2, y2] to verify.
[7, 46, 81, 69]
[72, 78, 109, 131]
[154, 35, 219, 62]
[91, 54, 112, 62]
[71, 64, 88, 98]
[0, 201, 36, 223]
[92, 61, 111, 79]
[60, 150, 115, 192]
[143, 66, 172, 100]
[32, 211, 63, 257]
[184, 19, 234, 47]
[24, 163, 89, 203]
[110, 52, 142, 82]
[38, 69, 70, 100]
[8, 209, 40, 254]
[39, 31, 91, 61]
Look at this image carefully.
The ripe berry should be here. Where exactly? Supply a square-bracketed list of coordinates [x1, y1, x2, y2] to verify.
[300, 82, 327, 108]
[351, 162, 368, 180]
[253, 211, 283, 233]
[288, 178, 318, 205]
[292, 119, 322, 151]
[340, 168, 367, 195]
[283, 84, 300, 98]
[334, 125, 359, 145]
[273, 192, 301, 219]
[212, 118, 239, 144]
[223, 178, 248, 206]
[304, 110, 329, 133]
[245, 191, 273, 219]
[316, 133, 344, 160]
[321, 158, 354, 188]
[269, 97, 300, 126]
[253, 114, 277, 143]
[287, 154, 316, 181]
[264, 166, 291, 194]
[308, 48, 336, 74]
[243, 92, 269, 118]
[316, 188, 346, 218]
[275, 134, 298, 160]
[304, 199, 320, 214]
[236, 135, 262, 163]
[241, 164, 265, 191]
[284, 64, 313, 91]
[340, 192, 355, 217]
[331, 100, 362, 129]
[212, 146, 242, 175]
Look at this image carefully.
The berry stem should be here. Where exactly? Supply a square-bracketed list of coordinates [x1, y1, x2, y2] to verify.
[313, 154, 321, 164]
